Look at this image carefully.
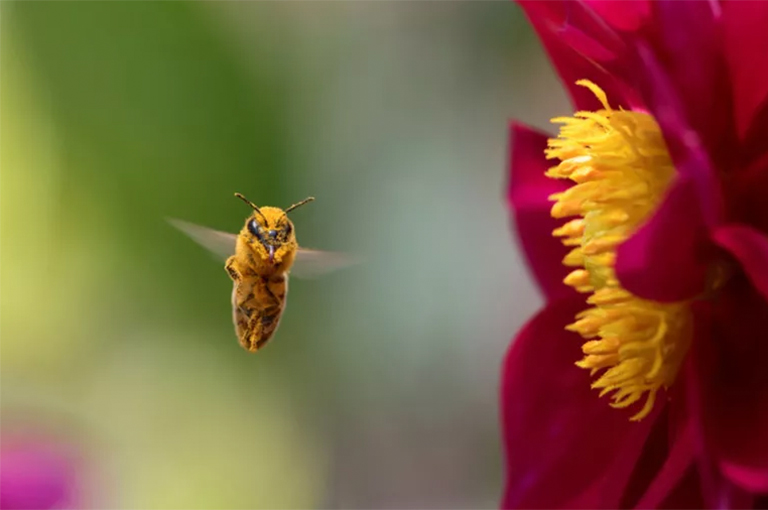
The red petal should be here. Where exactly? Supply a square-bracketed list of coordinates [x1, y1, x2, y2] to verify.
[743, 103, 768, 170]
[614, 177, 710, 303]
[689, 284, 768, 493]
[646, 1, 736, 166]
[584, 0, 650, 32]
[507, 123, 576, 303]
[725, 152, 768, 234]
[656, 465, 706, 509]
[501, 297, 660, 509]
[683, 342, 757, 509]
[713, 224, 768, 303]
[695, 455, 755, 510]
[516, 1, 638, 111]
[634, 419, 696, 509]
[618, 401, 707, 509]
[722, 1, 768, 140]
[633, 41, 724, 227]
[614, 42, 727, 302]
[721, 462, 768, 497]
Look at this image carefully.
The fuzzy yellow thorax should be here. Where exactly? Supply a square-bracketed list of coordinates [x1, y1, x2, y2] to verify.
[547, 80, 692, 421]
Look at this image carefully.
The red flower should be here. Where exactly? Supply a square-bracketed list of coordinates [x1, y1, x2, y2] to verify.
[504, 1, 768, 508]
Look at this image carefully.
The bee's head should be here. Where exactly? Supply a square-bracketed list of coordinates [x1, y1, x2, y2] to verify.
[235, 193, 314, 266]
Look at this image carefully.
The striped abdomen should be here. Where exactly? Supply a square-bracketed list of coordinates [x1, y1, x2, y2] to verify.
[231, 273, 288, 352]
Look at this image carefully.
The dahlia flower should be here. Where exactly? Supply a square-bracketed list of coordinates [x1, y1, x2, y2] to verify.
[503, 1, 768, 508]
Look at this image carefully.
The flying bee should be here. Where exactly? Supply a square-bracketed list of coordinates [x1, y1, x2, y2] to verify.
[169, 193, 353, 352]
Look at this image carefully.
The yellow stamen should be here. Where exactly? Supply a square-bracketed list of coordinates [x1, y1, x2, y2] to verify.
[547, 80, 692, 421]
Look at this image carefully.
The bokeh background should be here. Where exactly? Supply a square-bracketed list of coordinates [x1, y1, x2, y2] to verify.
[1, 2, 570, 508]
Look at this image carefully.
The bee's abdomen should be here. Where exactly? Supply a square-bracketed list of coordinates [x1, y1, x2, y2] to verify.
[232, 273, 288, 352]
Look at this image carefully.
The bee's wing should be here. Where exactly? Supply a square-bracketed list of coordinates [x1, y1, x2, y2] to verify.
[291, 248, 358, 279]
[167, 218, 237, 261]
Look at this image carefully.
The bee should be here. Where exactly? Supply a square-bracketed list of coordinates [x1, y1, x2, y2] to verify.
[169, 193, 352, 352]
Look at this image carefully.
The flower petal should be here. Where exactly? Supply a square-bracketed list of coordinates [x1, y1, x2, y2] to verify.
[633, 41, 724, 226]
[516, 1, 638, 111]
[647, 0, 736, 165]
[507, 123, 575, 303]
[695, 453, 755, 510]
[725, 152, 768, 234]
[501, 297, 660, 509]
[634, 419, 696, 509]
[614, 176, 710, 303]
[657, 465, 707, 509]
[617, 400, 707, 509]
[722, 0, 768, 140]
[743, 102, 768, 170]
[688, 283, 768, 493]
[614, 41, 726, 302]
[584, 0, 651, 32]
[683, 363, 756, 510]
[583, 0, 650, 32]
[713, 224, 768, 303]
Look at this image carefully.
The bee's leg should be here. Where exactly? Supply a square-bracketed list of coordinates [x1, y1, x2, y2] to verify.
[244, 314, 267, 351]
[245, 304, 281, 351]
[225, 256, 241, 282]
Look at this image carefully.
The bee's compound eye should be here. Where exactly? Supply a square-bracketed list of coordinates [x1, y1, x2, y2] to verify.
[248, 219, 261, 238]
[285, 223, 293, 236]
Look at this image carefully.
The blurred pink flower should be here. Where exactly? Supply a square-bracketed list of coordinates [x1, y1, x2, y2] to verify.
[1, 438, 79, 510]
[503, 1, 768, 508]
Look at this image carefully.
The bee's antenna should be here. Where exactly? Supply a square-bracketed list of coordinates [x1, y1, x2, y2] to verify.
[234, 192, 268, 224]
[284, 196, 315, 213]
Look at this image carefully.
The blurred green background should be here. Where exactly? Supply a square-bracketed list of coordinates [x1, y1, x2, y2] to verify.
[1, 2, 568, 508]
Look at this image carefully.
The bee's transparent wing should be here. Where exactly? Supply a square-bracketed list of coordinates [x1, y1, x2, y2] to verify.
[167, 218, 237, 261]
[291, 248, 358, 279]
[168, 217, 356, 276]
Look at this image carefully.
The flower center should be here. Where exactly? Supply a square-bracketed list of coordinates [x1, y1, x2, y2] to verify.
[546, 80, 692, 421]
